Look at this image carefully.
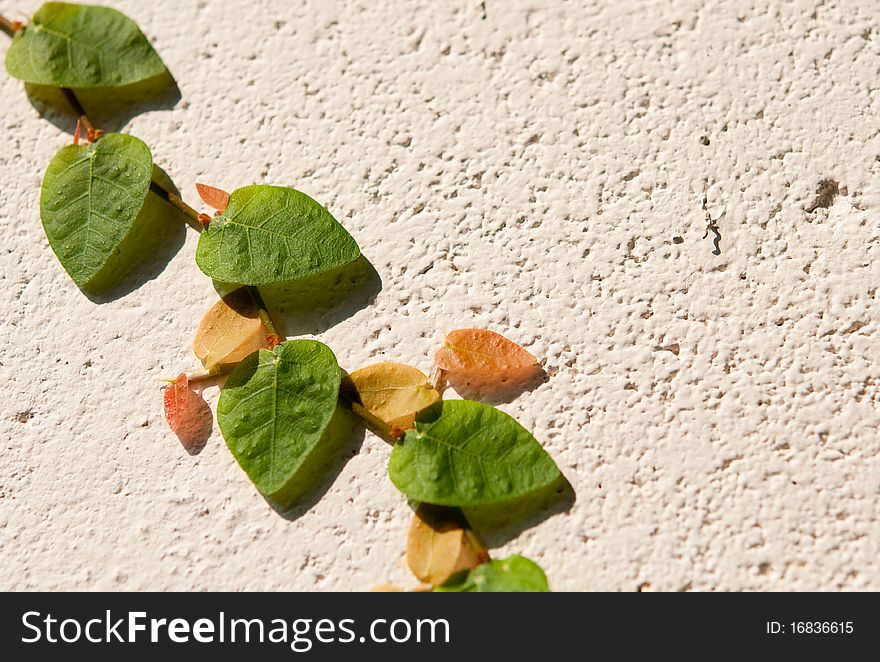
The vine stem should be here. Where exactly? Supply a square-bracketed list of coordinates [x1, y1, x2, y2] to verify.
[61, 89, 285, 340]
[148, 180, 203, 228]
[0, 14, 18, 38]
[0, 23, 284, 340]
[4, 11, 489, 573]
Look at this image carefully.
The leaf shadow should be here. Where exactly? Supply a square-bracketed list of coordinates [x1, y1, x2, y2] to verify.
[442, 366, 549, 405]
[24, 71, 181, 134]
[266, 407, 366, 521]
[217, 255, 383, 337]
[175, 382, 214, 456]
[172, 374, 229, 456]
[462, 474, 576, 549]
[82, 165, 187, 302]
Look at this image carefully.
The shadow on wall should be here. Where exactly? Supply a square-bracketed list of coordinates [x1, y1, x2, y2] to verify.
[82, 165, 187, 303]
[463, 475, 576, 549]
[25, 70, 181, 134]
[216, 255, 383, 338]
[267, 408, 367, 522]
[441, 366, 550, 406]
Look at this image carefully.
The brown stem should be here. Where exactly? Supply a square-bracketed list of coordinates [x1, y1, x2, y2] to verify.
[148, 180, 204, 229]
[245, 286, 284, 345]
[148, 186, 284, 342]
[39, 84, 289, 372]
[60, 88, 98, 134]
[2, 14, 293, 426]
[59, 88, 200, 227]
[0, 14, 19, 38]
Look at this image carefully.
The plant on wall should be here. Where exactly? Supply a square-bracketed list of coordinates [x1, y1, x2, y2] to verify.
[2, 3, 567, 592]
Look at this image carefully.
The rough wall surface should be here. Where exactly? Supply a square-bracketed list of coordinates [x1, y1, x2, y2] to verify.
[0, 0, 878, 591]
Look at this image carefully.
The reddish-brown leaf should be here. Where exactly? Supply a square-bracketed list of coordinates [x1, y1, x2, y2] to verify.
[163, 373, 213, 454]
[196, 182, 230, 212]
[433, 328, 542, 395]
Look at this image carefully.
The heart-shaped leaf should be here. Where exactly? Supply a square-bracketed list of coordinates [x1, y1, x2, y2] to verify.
[217, 340, 341, 504]
[193, 288, 267, 371]
[195, 185, 360, 286]
[5, 3, 168, 88]
[40, 133, 153, 287]
[434, 555, 550, 592]
[407, 504, 488, 586]
[389, 400, 561, 506]
[342, 362, 440, 437]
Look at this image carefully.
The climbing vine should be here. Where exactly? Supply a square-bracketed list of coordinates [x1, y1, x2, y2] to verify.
[2, 3, 567, 592]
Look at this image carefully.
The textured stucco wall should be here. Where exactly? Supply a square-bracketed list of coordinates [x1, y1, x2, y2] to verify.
[1, 0, 878, 591]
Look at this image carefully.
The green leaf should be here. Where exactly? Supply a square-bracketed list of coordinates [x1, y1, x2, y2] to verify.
[217, 340, 342, 505]
[5, 3, 168, 88]
[40, 133, 153, 287]
[434, 555, 550, 592]
[389, 400, 561, 507]
[195, 185, 360, 286]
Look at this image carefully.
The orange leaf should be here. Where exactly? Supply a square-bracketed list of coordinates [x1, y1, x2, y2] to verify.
[193, 288, 268, 370]
[342, 362, 440, 436]
[406, 504, 488, 586]
[163, 373, 213, 453]
[435, 328, 538, 377]
[434, 329, 543, 398]
[196, 182, 230, 212]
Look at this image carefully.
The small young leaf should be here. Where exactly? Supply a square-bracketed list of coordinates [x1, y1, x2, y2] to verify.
[196, 183, 230, 212]
[5, 3, 168, 88]
[217, 340, 341, 504]
[195, 185, 360, 286]
[407, 504, 488, 586]
[434, 555, 550, 592]
[389, 400, 561, 507]
[343, 363, 440, 434]
[41, 133, 153, 287]
[163, 373, 213, 453]
[193, 288, 267, 371]
[435, 328, 539, 382]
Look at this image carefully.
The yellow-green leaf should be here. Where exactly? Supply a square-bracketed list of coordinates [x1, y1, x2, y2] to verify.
[343, 362, 440, 435]
[217, 340, 342, 506]
[406, 504, 487, 586]
[193, 288, 267, 371]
